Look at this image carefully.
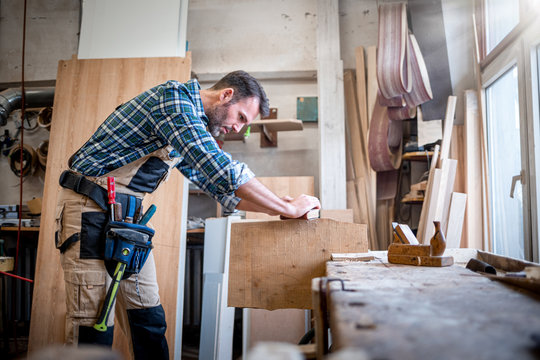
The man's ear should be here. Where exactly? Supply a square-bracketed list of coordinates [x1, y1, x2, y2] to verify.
[219, 88, 234, 103]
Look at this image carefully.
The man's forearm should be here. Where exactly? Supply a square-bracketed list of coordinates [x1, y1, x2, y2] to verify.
[235, 178, 293, 216]
[234, 178, 320, 218]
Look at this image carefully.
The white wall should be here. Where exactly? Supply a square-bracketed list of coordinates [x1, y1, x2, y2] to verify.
[441, 0, 476, 125]
[0, 0, 79, 83]
[0, 0, 475, 203]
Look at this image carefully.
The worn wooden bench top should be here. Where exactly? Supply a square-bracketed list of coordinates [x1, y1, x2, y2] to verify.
[326, 250, 540, 360]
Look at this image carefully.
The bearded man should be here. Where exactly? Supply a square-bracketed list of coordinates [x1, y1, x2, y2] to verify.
[54, 70, 320, 358]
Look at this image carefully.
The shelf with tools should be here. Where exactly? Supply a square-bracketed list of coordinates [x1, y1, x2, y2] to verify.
[400, 151, 433, 204]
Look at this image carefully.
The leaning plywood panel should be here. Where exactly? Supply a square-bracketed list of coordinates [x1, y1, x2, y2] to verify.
[28, 56, 191, 359]
[228, 218, 368, 310]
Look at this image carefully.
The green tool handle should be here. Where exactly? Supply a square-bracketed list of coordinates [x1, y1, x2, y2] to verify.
[94, 262, 126, 332]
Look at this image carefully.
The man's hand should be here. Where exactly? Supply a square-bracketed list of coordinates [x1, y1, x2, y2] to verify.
[281, 194, 321, 219]
[235, 178, 321, 218]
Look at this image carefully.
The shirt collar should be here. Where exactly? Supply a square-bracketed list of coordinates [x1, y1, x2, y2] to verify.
[185, 79, 208, 125]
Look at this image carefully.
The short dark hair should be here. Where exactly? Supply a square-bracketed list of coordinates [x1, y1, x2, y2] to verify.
[210, 70, 269, 117]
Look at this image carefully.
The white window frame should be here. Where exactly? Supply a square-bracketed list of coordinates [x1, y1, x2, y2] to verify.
[481, 19, 540, 261]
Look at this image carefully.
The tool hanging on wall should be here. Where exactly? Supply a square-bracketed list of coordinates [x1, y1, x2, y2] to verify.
[8, 142, 37, 177]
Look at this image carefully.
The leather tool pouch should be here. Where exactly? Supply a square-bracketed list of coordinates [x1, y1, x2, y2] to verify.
[104, 221, 154, 280]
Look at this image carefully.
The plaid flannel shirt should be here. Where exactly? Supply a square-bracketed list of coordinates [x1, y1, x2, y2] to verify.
[69, 79, 254, 211]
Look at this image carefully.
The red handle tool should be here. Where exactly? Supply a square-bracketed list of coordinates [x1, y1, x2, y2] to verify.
[107, 177, 116, 221]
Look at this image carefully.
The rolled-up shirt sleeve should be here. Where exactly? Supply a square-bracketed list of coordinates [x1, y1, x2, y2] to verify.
[150, 83, 255, 211]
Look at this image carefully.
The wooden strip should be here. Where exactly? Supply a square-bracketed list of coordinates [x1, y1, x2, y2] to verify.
[437, 95, 457, 167]
[377, 2, 411, 98]
[317, 0, 346, 209]
[464, 89, 484, 250]
[416, 143, 439, 243]
[472, 14, 491, 251]
[366, 46, 378, 125]
[331, 253, 375, 262]
[376, 199, 394, 250]
[355, 46, 369, 139]
[450, 124, 466, 193]
[388, 105, 416, 121]
[28, 56, 191, 356]
[378, 93, 404, 107]
[435, 158, 458, 234]
[228, 219, 368, 310]
[403, 33, 433, 107]
[446, 192, 467, 248]
[418, 168, 443, 244]
[368, 96, 402, 172]
[376, 170, 399, 201]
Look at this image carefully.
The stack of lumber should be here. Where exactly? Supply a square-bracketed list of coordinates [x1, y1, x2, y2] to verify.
[416, 96, 468, 247]
[344, 47, 377, 250]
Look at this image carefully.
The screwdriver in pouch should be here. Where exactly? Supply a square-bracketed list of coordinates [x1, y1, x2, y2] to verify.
[107, 177, 116, 221]
[139, 204, 156, 225]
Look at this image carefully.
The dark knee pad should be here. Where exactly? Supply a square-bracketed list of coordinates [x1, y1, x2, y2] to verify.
[78, 325, 114, 347]
[127, 305, 169, 360]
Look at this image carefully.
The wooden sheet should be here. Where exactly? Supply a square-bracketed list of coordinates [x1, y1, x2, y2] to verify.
[28, 56, 191, 358]
[228, 218, 368, 310]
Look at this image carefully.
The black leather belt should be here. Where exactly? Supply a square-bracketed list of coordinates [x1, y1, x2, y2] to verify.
[59, 170, 142, 214]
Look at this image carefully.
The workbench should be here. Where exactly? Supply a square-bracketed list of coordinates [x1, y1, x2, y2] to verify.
[323, 249, 540, 360]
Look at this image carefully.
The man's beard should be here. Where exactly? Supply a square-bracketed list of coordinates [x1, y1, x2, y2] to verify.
[206, 103, 231, 137]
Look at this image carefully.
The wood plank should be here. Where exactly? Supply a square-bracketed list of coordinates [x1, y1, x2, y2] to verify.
[450, 125, 465, 193]
[344, 70, 374, 244]
[445, 192, 467, 248]
[228, 218, 368, 310]
[366, 46, 378, 125]
[435, 158, 458, 233]
[472, 14, 491, 250]
[416, 144, 440, 243]
[366, 46, 378, 244]
[418, 168, 443, 244]
[464, 90, 484, 250]
[437, 95, 457, 167]
[355, 46, 369, 149]
[331, 253, 375, 262]
[28, 56, 191, 358]
[317, 0, 346, 209]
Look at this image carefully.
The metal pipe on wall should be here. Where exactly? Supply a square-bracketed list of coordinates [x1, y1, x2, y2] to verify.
[0, 87, 55, 126]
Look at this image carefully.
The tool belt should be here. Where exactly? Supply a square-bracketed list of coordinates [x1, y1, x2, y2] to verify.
[104, 221, 154, 279]
[59, 170, 143, 214]
[58, 170, 145, 258]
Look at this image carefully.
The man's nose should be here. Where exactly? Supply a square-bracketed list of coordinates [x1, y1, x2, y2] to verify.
[233, 123, 244, 133]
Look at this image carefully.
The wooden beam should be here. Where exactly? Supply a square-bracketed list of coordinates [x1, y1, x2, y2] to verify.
[446, 192, 467, 248]
[317, 0, 346, 209]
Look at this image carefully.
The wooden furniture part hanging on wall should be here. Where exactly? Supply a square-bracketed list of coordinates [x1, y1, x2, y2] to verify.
[28, 55, 191, 359]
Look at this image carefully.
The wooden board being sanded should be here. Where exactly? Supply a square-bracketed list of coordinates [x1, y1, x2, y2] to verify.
[228, 218, 368, 310]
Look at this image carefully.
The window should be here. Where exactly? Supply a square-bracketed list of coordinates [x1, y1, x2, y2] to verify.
[485, 66, 524, 259]
[485, 0, 520, 53]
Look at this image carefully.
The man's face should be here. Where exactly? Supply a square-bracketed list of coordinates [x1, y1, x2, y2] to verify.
[206, 94, 260, 137]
